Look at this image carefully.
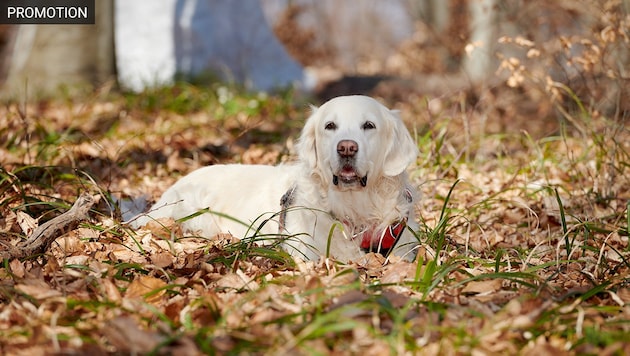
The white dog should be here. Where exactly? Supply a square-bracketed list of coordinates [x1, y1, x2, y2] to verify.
[133, 95, 419, 262]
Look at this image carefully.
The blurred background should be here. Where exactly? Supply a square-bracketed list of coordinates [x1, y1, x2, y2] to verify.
[0, 0, 628, 137]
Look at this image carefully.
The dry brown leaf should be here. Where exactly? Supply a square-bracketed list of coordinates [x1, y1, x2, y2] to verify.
[100, 278, 123, 302]
[615, 288, 630, 305]
[104, 316, 166, 354]
[381, 261, 416, 284]
[242, 145, 280, 165]
[16, 279, 63, 300]
[75, 141, 102, 158]
[503, 207, 527, 225]
[329, 290, 368, 310]
[521, 334, 570, 356]
[355, 252, 386, 269]
[462, 279, 503, 295]
[43, 256, 61, 276]
[150, 251, 174, 268]
[9, 346, 49, 356]
[53, 230, 88, 255]
[250, 308, 283, 324]
[110, 246, 148, 264]
[16, 211, 37, 236]
[9, 259, 25, 278]
[63, 254, 89, 267]
[215, 270, 259, 291]
[166, 150, 190, 172]
[0, 209, 18, 233]
[381, 290, 411, 308]
[145, 217, 183, 240]
[125, 275, 167, 304]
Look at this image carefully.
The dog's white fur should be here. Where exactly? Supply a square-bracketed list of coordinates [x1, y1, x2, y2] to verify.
[133, 95, 419, 262]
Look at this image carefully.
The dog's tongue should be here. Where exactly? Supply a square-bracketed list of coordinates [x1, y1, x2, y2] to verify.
[339, 165, 358, 180]
[333, 166, 367, 187]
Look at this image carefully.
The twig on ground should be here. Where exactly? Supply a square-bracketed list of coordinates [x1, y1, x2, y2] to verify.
[0, 193, 96, 260]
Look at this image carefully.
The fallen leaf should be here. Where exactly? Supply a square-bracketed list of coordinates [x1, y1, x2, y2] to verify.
[0, 209, 17, 233]
[125, 275, 167, 304]
[150, 251, 174, 268]
[16, 211, 37, 236]
[381, 261, 416, 284]
[462, 279, 503, 295]
[145, 218, 183, 240]
[216, 270, 259, 291]
[16, 279, 62, 300]
[9, 259, 25, 278]
[329, 290, 368, 310]
[616, 288, 630, 305]
[104, 316, 165, 354]
[100, 278, 122, 302]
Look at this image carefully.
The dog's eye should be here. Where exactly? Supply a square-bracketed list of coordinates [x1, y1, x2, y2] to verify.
[324, 121, 337, 130]
[362, 121, 376, 130]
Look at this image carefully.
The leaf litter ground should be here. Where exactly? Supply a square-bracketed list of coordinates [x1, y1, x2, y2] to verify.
[0, 89, 629, 355]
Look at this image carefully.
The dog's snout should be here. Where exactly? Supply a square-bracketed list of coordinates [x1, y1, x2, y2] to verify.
[337, 140, 358, 157]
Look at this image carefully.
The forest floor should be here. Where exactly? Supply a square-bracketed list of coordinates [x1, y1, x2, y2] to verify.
[0, 81, 629, 355]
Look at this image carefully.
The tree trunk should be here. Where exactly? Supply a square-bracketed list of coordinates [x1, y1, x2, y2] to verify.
[463, 0, 497, 85]
[0, 0, 115, 99]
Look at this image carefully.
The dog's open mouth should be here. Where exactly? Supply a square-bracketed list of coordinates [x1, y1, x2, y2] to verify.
[333, 165, 368, 187]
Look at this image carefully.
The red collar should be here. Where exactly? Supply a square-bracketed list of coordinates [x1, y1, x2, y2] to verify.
[359, 218, 407, 253]
[279, 185, 411, 256]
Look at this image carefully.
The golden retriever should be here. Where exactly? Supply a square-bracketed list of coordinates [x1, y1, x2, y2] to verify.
[134, 95, 419, 262]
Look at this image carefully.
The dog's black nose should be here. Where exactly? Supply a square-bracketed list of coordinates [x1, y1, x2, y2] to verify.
[337, 140, 358, 157]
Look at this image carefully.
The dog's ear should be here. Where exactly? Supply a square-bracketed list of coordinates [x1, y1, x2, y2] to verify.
[296, 104, 319, 170]
[382, 109, 418, 176]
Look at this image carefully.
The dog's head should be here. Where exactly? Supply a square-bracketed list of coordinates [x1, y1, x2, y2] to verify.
[297, 95, 418, 190]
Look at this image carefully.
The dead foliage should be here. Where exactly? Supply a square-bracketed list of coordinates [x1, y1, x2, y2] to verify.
[1, 1, 630, 351]
[0, 82, 628, 354]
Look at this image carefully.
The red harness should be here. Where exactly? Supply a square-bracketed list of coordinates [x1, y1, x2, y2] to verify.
[359, 218, 407, 252]
[279, 185, 411, 256]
